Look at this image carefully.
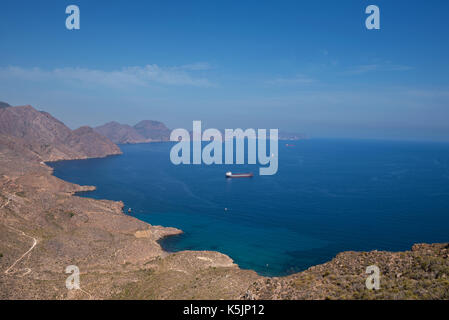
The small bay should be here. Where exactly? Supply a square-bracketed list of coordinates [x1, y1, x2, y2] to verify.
[49, 139, 449, 276]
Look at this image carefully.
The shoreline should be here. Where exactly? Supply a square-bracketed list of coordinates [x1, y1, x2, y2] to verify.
[46, 150, 447, 279]
[47, 153, 278, 277]
[2, 144, 449, 299]
[46, 152, 293, 277]
[47, 155, 185, 244]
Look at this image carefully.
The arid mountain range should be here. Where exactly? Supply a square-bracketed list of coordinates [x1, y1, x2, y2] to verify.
[0, 101, 11, 109]
[0, 102, 448, 300]
[94, 120, 171, 144]
[0, 105, 121, 161]
[94, 120, 306, 144]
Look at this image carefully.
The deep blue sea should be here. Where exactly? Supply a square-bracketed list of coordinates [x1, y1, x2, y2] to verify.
[49, 139, 449, 276]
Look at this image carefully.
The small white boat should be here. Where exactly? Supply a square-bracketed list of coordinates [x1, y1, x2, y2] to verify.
[225, 171, 253, 178]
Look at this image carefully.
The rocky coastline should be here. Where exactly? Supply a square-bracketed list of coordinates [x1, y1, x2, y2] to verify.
[1, 104, 448, 300]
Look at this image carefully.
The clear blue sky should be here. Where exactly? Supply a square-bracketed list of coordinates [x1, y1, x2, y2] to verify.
[1, 0, 449, 140]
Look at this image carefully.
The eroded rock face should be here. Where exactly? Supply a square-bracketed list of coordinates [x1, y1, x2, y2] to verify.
[0, 105, 121, 161]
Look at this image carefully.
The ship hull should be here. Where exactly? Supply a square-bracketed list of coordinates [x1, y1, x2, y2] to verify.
[225, 172, 253, 178]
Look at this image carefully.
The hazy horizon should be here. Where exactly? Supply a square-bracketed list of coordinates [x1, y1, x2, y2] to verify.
[1, 0, 449, 141]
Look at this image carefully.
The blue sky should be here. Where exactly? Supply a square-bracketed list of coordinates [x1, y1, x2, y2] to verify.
[1, 0, 449, 140]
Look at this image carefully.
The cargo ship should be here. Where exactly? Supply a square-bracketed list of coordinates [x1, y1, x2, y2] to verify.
[225, 171, 254, 178]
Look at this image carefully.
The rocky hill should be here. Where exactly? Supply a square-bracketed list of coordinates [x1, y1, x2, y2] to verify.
[0, 105, 121, 161]
[245, 243, 449, 300]
[94, 121, 148, 144]
[0, 101, 11, 109]
[95, 120, 171, 144]
[134, 120, 171, 142]
[67, 126, 122, 159]
[0, 102, 448, 300]
[0, 125, 258, 300]
[95, 120, 305, 144]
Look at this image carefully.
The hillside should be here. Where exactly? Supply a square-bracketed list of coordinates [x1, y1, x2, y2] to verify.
[0, 101, 11, 109]
[0, 105, 259, 299]
[134, 120, 171, 142]
[94, 121, 148, 144]
[246, 243, 449, 300]
[95, 120, 171, 144]
[95, 119, 305, 144]
[0, 103, 448, 300]
[0, 105, 121, 161]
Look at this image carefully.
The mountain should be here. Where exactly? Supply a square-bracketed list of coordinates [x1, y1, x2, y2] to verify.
[67, 126, 123, 159]
[94, 121, 148, 144]
[1, 103, 447, 301]
[0, 105, 121, 161]
[0, 101, 11, 108]
[133, 120, 171, 141]
[94, 120, 171, 144]
[94, 119, 305, 144]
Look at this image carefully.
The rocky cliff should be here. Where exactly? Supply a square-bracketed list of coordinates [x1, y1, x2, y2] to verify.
[0, 105, 121, 161]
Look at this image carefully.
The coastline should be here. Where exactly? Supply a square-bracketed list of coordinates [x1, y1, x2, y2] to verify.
[46, 154, 185, 243]
[2, 147, 449, 299]
[46, 154, 246, 270]
[1, 146, 261, 299]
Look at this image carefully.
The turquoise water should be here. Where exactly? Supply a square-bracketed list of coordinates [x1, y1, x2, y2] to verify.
[49, 139, 449, 276]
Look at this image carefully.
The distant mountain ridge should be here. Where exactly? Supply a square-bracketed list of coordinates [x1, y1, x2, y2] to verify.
[0, 104, 122, 161]
[95, 120, 171, 144]
[0, 101, 11, 108]
[134, 120, 171, 142]
[95, 120, 305, 144]
[94, 121, 148, 144]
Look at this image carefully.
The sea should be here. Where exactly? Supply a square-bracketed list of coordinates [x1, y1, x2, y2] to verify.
[49, 139, 449, 276]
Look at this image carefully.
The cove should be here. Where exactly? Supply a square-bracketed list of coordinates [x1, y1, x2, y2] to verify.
[49, 139, 449, 276]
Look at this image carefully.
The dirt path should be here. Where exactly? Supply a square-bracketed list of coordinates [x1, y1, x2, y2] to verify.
[3, 225, 38, 276]
[0, 196, 11, 210]
[1, 194, 94, 298]
[1, 193, 37, 276]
